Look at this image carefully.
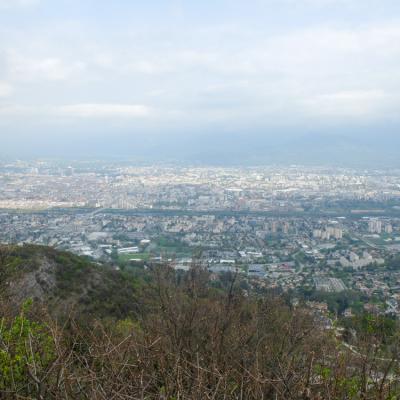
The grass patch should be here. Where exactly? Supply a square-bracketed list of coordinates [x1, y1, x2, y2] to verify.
[118, 253, 150, 262]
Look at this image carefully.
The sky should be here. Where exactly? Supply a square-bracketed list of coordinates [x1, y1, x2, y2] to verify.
[1, 0, 400, 164]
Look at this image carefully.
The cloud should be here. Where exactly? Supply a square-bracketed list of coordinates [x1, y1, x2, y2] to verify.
[6, 53, 86, 81]
[301, 90, 394, 118]
[1, 5, 400, 130]
[57, 104, 151, 118]
[0, 82, 13, 97]
[0, 0, 39, 8]
[281, 0, 351, 4]
[0, 103, 152, 119]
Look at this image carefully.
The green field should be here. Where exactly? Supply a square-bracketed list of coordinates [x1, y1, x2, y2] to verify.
[118, 252, 150, 262]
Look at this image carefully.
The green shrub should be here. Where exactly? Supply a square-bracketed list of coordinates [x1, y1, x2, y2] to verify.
[0, 300, 55, 395]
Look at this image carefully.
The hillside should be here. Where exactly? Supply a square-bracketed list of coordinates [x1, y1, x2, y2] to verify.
[0, 244, 139, 319]
[1, 244, 400, 399]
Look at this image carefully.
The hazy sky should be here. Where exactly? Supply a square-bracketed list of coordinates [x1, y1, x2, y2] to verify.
[1, 0, 400, 160]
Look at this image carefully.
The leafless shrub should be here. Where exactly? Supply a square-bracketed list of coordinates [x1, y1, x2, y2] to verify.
[1, 262, 400, 399]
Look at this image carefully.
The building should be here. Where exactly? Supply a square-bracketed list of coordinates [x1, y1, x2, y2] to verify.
[368, 219, 382, 234]
[385, 224, 393, 234]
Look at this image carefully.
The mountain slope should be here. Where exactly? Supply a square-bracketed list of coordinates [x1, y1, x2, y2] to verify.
[0, 244, 139, 319]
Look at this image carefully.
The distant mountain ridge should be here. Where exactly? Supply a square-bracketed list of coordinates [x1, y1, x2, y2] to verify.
[2, 131, 400, 168]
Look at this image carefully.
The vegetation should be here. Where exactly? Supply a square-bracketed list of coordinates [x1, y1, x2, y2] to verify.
[1, 245, 400, 398]
[0, 244, 139, 320]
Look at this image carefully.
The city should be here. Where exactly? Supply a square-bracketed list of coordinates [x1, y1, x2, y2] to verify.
[2, 160, 400, 318]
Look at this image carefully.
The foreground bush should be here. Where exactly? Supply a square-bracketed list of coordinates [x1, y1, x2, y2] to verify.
[1, 265, 400, 399]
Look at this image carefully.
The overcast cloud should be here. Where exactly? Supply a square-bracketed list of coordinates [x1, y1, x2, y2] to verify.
[0, 0, 400, 159]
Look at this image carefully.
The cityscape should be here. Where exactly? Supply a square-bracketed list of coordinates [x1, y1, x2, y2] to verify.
[2, 159, 400, 318]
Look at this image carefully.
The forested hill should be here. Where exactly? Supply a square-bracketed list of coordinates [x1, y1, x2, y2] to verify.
[0, 244, 138, 319]
[1, 244, 400, 399]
